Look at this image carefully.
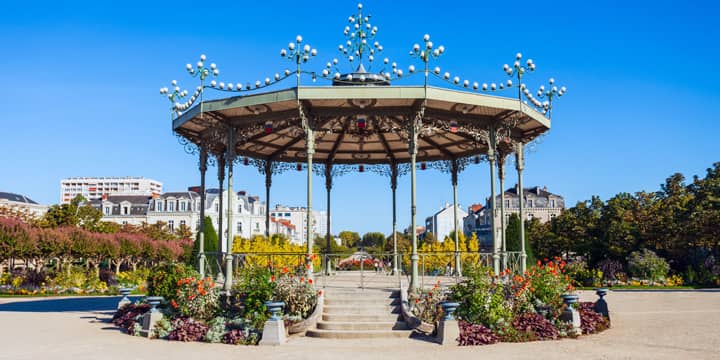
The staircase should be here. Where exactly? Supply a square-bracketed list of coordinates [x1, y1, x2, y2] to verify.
[306, 287, 412, 339]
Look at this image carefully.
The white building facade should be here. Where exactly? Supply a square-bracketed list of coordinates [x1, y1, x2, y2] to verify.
[269, 205, 328, 245]
[0, 192, 49, 219]
[61, 177, 162, 204]
[424, 203, 468, 242]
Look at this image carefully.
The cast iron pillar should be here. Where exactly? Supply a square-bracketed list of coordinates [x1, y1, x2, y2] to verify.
[451, 160, 462, 277]
[409, 111, 421, 291]
[303, 112, 315, 280]
[198, 148, 208, 277]
[516, 142, 527, 273]
[498, 153, 507, 272]
[224, 129, 236, 293]
[265, 161, 272, 239]
[487, 128, 500, 275]
[324, 165, 333, 276]
[390, 162, 399, 276]
[216, 153, 225, 276]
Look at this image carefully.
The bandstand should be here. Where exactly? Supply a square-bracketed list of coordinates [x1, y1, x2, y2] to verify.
[162, 3, 565, 292]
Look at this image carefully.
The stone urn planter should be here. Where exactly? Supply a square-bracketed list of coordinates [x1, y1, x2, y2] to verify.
[440, 302, 460, 321]
[561, 294, 579, 307]
[117, 287, 133, 309]
[594, 288, 610, 319]
[145, 296, 164, 313]
[560, 294, 581, 335]
[264, 301, 285, 321]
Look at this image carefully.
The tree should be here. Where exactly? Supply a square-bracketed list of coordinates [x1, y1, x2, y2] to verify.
[39, 195, 103, 231]
[505, 213, 521, 251]
[338, 231, 361, 248]
[421, 232, 437, 246]
[361, 232, 386, 249]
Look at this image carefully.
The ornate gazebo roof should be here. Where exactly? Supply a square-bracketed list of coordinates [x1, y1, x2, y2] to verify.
[172, 85, 549, 164]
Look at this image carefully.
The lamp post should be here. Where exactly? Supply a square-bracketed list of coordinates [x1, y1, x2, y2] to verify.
[281, 34, 317, 279]
[406, 34, 444, 291]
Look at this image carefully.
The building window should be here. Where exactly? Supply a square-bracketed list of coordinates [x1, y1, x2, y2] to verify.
[215, 203, 219, 212]
[104, 207, 110, 215]
[271, 212, 276, 217]
[168, 201, 174, 212]
[550, 199, 556, 208]
[122, 221, 128, 225]
[528, 199, 533, 208]
[550, 213, 556, 219]
[255, 222, 260, 230]
[285, 212, 290, 217]
[180, 202, 186, 211]
[168, 220, 174, 231]
[237, 222, 242, 233]
[156, 201, 163, 212]
[123, 206, 129, 215]
[505, 199, 510, 208]
[180, 220, 186, 227]
[238, 204, 243, 212]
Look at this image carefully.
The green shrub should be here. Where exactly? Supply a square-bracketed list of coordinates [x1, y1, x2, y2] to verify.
[146, 263, 198, 302]
[232, 267, 275, 324]
[627, 249, 669, 282]
[449, 266, 514, 329]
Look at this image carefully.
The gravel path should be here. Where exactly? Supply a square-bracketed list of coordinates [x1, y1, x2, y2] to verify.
[0, 290, 718, 360]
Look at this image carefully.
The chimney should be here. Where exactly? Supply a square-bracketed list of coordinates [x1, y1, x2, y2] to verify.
[536, 187, 541, 195]
[543, 185, 548, 192]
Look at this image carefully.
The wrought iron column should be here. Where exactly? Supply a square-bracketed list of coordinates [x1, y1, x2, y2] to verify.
[216, 154, 225, 275]
[487, 128, 500, 275]
[265, 161, 272, 239]
[304, 116, 315, 279]
[224, 129, 236, 292]
[498, 154, 507, 272]
[198, 148, 208, 277]
[516, 142, 527, 273]
[409, 113, 420, 291]
[390, 163, 399, 276]
[324, 165, 332, 276]
[451, 160, 462, 277]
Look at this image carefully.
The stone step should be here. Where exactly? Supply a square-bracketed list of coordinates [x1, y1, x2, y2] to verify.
[322, 313, 400, 322]
[323, 305, 399, 314]
[305, 328, 412, 339]
[316, 320, 409, 331]
[324, 297, 400, 306]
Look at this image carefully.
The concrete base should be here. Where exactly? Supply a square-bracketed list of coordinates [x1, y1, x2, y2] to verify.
[436, 320, 459, 346]
[560, 307, 582, 336]
[259, 319, 286, 346]
[139, 311, 163, 338]
[117, 298, 131, 310]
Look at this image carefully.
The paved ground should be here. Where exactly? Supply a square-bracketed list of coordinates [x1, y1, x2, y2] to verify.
[1, 281, 718, 360]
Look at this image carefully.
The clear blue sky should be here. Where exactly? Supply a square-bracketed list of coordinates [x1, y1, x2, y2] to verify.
[1, 0, 718, 235]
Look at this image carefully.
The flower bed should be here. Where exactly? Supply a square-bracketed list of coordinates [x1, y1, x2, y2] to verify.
[411, 258, 611, 346]
[112, 265, 320, 345]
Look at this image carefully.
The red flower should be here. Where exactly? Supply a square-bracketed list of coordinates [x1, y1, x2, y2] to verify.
[270, 275, 276, 282]
[170, 300, 178, 309]
[308, 279, 313, 284]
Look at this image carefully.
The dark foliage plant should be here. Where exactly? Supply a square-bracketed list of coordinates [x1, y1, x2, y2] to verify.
[457, 321, 499, 346]
[579, 302, 610, 334]
[221, 329, 245, 345]
[597, 259, 623, 282]
[167, 317, 209, 342]
[112, 304, 150, 334]
[511, 312, 559, 340]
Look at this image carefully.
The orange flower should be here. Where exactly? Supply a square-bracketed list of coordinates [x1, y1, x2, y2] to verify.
[270, 275, 276, 282]
[170, 300, 178, 308]
[281, 266, 289, 273]
[536, 260, 541, 266]
[300, 277, 305, 283]
[308, 279, 313, 284]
